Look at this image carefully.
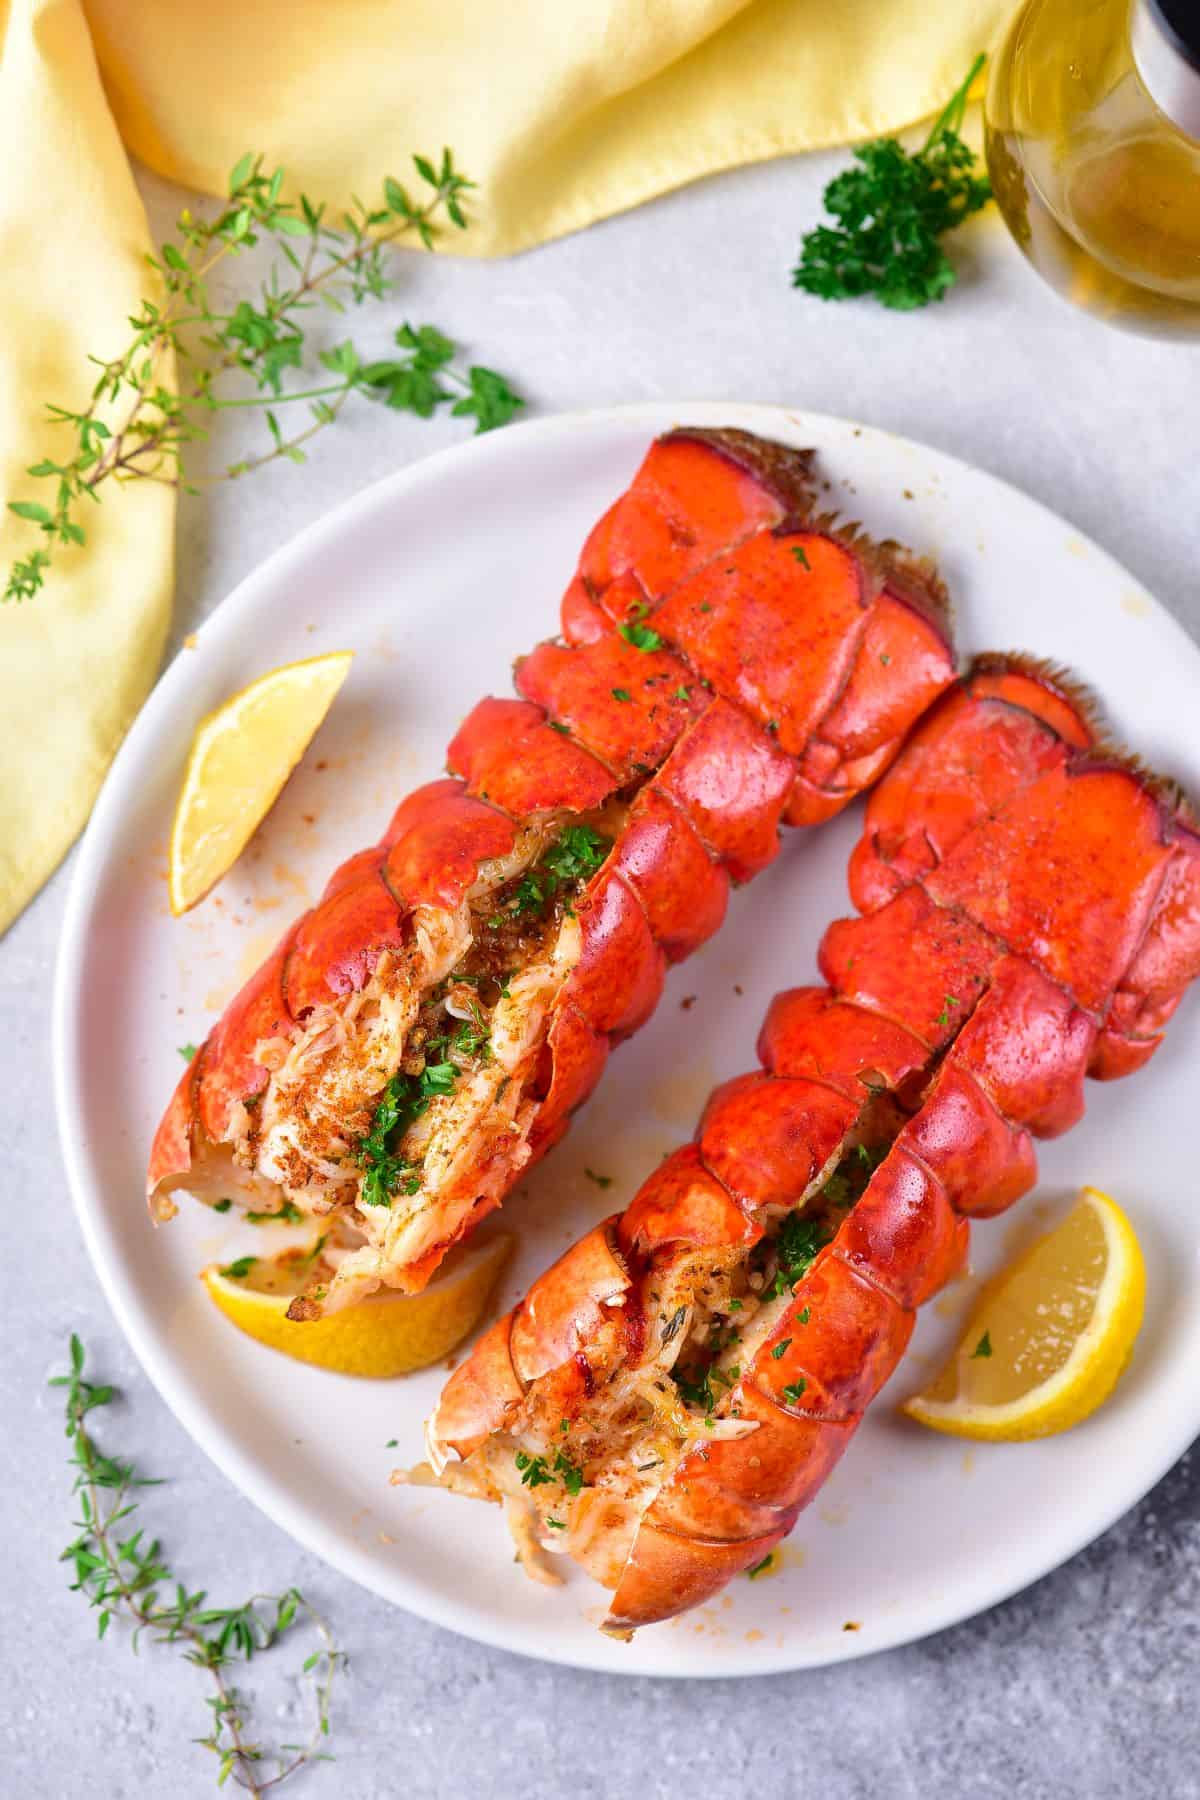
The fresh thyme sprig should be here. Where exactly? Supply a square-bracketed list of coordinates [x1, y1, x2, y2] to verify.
[53, 1335, 341, 1794]
[5, 148, 523, 602]
[792, 54, 992, 310]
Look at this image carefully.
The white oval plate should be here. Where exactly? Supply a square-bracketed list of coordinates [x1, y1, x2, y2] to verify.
[55, 404, 1200, 1677]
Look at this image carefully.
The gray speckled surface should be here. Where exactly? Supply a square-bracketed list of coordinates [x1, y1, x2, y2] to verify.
[6, 142, 1200, 1798]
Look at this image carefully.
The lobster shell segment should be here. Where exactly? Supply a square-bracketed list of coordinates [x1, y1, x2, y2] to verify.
[424, 654, 1200, 1634]
[148, 428, 956, 1311]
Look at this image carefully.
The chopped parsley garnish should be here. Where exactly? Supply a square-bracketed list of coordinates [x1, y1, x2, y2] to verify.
[246, 1200, 305, 1225]
[611, 687, 632, 702]
[546, 1517, 566, 1530]
[971, 1331, 993, 1360]
[798, 1307, 811, 1325]
[555, 1450, 584, 1495]
[746, 1554, 775, 1579]
[768, 1213, 829, 1298]
[782, 1378, 808, 1404]
[674, 684, 691, 701]
[934, 994, 962, 1028]
[766, 1145, 887, 1296]
[542, 825, 610, 888]
[674, 1366, 715, 1415]
[212, 1198, 233, 1214]
[791, 545, 811, 570]
[506, 824, 612, 920]
[584, 1168, 613, 1189]
[178, 1042, 198, 1062]
[219, 1256, 258, 1280]
[515, 1448, 584, 1493]
[618, 619, 663, 653]
[357, 1061, 461, 1206]
[452, 1018, 489, 1059]
[422, 1061, 457, 1093]
[515, 1451, 553, 1488]
[771, 1338, 792, 1360]
[548, 719, 570, 735]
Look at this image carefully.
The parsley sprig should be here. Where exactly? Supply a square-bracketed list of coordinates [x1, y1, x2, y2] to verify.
[792, 54, 991, 311]
[5, 149, 522, 603]
[52, 1336, 340, 1794]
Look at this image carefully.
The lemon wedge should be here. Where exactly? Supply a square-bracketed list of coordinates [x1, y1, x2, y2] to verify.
[201, 1231, 514, 1378]
[903, 1187, 1145, 1441]
[168, 650, 352, 915]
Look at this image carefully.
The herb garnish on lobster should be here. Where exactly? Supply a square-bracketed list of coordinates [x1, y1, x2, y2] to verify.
[147, 428, 955, 1317]
[421, 656, 1200, 1633]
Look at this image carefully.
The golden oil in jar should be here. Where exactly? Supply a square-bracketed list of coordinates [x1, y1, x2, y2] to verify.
[985, 0, 1200, 337]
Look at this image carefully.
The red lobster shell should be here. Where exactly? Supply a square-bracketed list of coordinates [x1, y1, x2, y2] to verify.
[426, 655, 1200, 1632]
[148, 429, 955, 1311]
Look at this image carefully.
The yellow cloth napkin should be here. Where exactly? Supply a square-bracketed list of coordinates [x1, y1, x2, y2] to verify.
[0, 0, 1010, 934]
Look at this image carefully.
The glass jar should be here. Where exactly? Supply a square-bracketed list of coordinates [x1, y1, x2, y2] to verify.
[984, 0, 1200, 336]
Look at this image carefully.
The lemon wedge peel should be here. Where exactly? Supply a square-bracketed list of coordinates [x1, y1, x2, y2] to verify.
[168, 650, 353, 916]
[201, 1231, 514, 1379]
[903, 1187, 1145, 1442]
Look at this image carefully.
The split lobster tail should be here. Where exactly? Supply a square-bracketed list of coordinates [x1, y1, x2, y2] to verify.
[147, 427, 956, 1318]
[423, 654, 1200, 1633]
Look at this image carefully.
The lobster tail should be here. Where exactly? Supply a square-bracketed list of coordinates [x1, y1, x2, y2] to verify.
[149, 429, 957, 1316]
[423, 655, 1200, 1634]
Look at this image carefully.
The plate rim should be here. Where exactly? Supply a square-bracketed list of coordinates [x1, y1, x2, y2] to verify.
[53, 399, 1200, 1678]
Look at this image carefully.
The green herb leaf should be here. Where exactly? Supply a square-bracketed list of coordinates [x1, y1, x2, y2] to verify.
[218, 1257, 257, 1280]
[971, 1331, 993, 1359]
[618, 619, 664, 653]
[9, 500, 54, 525]
[515, 1450, 554, 1489]
[245, 1200, 306, 1226]
[6, 152, 522, 604]
[792, 55, 991, 311]
[451, 365, 525, 435]
[51, 1335, 340, 1788]
[554, 1451, 585, 1495]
